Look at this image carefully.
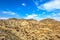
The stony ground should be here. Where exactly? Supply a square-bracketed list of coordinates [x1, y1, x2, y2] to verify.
[0, 18, 60, 40]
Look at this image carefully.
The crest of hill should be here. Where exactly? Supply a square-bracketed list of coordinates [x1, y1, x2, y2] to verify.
[38, 18, 60, 26]
[0, 18, 60, 22]
[39, 18, 60, 22]
[8, 18, 37, 21]
[0, 18, 60, 23]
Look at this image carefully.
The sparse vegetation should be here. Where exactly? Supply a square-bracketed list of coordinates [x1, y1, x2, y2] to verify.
[0, 18, 60, 40]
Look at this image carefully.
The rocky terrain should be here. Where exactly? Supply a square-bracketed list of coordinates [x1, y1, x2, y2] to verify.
[0, 18, 60, 40]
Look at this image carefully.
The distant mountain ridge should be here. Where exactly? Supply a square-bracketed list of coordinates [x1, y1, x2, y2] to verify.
[0, 18, 59, 21]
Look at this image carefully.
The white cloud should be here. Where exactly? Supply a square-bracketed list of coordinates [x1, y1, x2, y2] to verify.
[24, 13, 48, 21]
[25, 14, 38, 19]
[0, 17, 8, 19]
[32, 0, 60, 21]
[33, 0, 60, 11]
[42, 0, 60, 10]
[24, 12, 60, 21]
[1, 11, 20, 18]
[52, 17, 60, 21]
[48, 12, 60, 21]
[2, 11, 16, 15]
[24, 14, 41, 20]
[22, 3, 26, 6]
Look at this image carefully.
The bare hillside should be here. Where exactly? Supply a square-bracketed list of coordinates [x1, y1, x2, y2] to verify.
[0, 18, 60, 40]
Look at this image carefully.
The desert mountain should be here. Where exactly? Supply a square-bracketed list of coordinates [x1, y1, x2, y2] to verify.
[0, 18, 60, 40]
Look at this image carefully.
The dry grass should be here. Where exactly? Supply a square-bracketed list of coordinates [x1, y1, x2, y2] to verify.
[0, 18, 60, 40]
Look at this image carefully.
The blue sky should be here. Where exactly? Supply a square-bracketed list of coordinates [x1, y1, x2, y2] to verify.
[0, 0, 60, 21]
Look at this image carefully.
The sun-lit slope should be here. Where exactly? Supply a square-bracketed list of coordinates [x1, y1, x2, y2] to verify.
[0, 18, 60, 40]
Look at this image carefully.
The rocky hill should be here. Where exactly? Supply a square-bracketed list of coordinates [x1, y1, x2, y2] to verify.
[0, 18, 60, 40]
